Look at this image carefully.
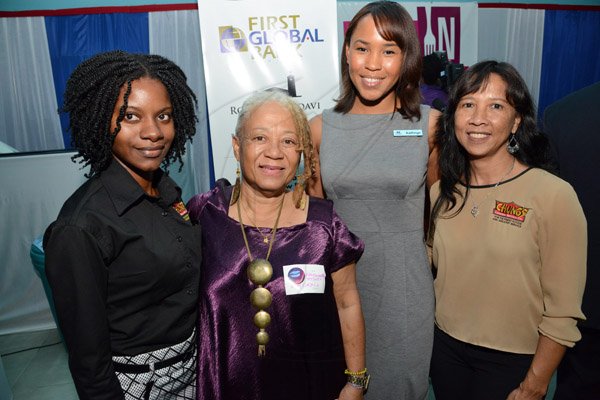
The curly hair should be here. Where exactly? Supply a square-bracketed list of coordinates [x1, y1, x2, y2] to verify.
[430, 60, 556, 230]
[233, 90, 316, 209]
[335, 1, 423, 120]
[61, 50, 198, 177]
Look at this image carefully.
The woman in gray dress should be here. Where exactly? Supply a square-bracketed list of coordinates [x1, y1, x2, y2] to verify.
[308, 2, 440, 399]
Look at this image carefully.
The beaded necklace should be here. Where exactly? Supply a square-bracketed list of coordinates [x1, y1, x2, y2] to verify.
[237, 191, 285, 356]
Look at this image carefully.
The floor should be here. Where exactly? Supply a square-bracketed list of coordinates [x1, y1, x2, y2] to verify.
[0, 328, 77, 400]
[0, 328, 554, 400]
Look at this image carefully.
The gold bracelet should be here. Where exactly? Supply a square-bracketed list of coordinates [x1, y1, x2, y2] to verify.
[346, 370, 370, 394]
[344, 368, 367, 376]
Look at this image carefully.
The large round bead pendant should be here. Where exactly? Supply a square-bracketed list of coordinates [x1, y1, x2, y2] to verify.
[253, 310, 271, 329]
[257, 329, 269, 357]
[250, 287, 272, 309]
[256, 329, 269, 345]
[247, 259, 273, 286]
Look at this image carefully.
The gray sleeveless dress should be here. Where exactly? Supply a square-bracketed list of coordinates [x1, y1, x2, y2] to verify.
[320, 107, 434, 400]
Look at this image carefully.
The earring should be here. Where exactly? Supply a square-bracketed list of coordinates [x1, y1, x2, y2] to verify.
[507, 133, 520, 154]
[230, 166, 241, 206]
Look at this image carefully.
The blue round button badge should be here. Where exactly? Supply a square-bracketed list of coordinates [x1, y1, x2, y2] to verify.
[287, 267, 305, 284]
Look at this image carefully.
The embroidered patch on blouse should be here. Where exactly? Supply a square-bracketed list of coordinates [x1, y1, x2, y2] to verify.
[492, 200, 530, 228]
[172, 201, 190, 221]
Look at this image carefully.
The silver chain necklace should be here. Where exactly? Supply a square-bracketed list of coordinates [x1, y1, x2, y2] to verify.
[470, 157, 516, 218]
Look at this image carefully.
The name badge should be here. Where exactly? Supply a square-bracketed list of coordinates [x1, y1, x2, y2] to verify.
[283, 264, 326, 295]
[393, 129, 423, 137]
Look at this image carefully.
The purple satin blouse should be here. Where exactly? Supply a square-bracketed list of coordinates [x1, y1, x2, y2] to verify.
[187, 186, 364, 400]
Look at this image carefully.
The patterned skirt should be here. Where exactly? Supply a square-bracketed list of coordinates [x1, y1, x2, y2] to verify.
[112, 329, 196, 400]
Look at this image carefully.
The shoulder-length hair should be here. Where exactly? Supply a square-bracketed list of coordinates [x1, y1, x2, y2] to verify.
[62, 50, 198, 177]
[430, 60, 555, 230]
[335, 1, 422, 120]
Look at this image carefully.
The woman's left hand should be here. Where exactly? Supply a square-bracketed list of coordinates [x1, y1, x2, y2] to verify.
[336, 383, 364, 400]
[506, 381, 546, 400]
[506, 335, 566, 400]
[332, 264, 366, 400]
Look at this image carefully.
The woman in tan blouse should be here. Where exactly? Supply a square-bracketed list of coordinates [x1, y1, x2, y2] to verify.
[428, 61, 586, 400]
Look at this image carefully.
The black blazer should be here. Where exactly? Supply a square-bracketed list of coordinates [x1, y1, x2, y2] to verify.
[544, 81, 600, 329]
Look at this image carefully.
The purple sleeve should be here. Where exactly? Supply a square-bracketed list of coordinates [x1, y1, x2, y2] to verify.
[186, 190, 214, 224]
[329, 209, 364, 273]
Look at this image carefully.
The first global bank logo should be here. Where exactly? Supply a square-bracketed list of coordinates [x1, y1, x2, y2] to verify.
[218, 15, 325, 59]
[219, 26, 248, 53]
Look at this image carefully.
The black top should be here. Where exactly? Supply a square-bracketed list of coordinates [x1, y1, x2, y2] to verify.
[544, 81, 600, 329]
[43, 160, 201, 399]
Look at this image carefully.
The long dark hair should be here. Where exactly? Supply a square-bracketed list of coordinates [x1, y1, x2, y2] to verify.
[335, 1, 422, 120]
[61, 50, 198, 177]
[430, 60, 555, 228]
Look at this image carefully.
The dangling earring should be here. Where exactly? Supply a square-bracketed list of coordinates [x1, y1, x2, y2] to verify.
[231, 166, 241, 206]
[507, 133, 520, 154]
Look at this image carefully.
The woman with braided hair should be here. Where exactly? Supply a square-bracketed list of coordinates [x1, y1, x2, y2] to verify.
[43, 50, 201, 399]
[187, 90, 366, 400]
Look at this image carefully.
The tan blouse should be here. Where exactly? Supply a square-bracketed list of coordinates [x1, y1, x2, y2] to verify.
[430, 168, 587, 354]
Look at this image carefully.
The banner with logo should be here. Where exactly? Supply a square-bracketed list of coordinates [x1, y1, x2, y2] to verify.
[197, 0, 339, 182]
[337, 2, 478, 66]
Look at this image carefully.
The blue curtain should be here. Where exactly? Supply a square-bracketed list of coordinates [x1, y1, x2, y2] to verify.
[538, 10, 600, 119]
[45, 13, 149, 147]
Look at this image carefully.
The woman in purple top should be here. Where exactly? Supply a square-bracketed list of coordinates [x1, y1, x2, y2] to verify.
[187, 90, 367, 400]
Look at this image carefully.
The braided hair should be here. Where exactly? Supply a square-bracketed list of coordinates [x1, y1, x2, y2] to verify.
[232, 90, 316, 209]
[61, 50, 198, 177]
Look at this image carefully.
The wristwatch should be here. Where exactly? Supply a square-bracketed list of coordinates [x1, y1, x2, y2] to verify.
[347, 372, 370, 394]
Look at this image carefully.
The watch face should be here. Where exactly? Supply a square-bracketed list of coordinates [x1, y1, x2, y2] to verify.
[348, 373, 370, 389]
